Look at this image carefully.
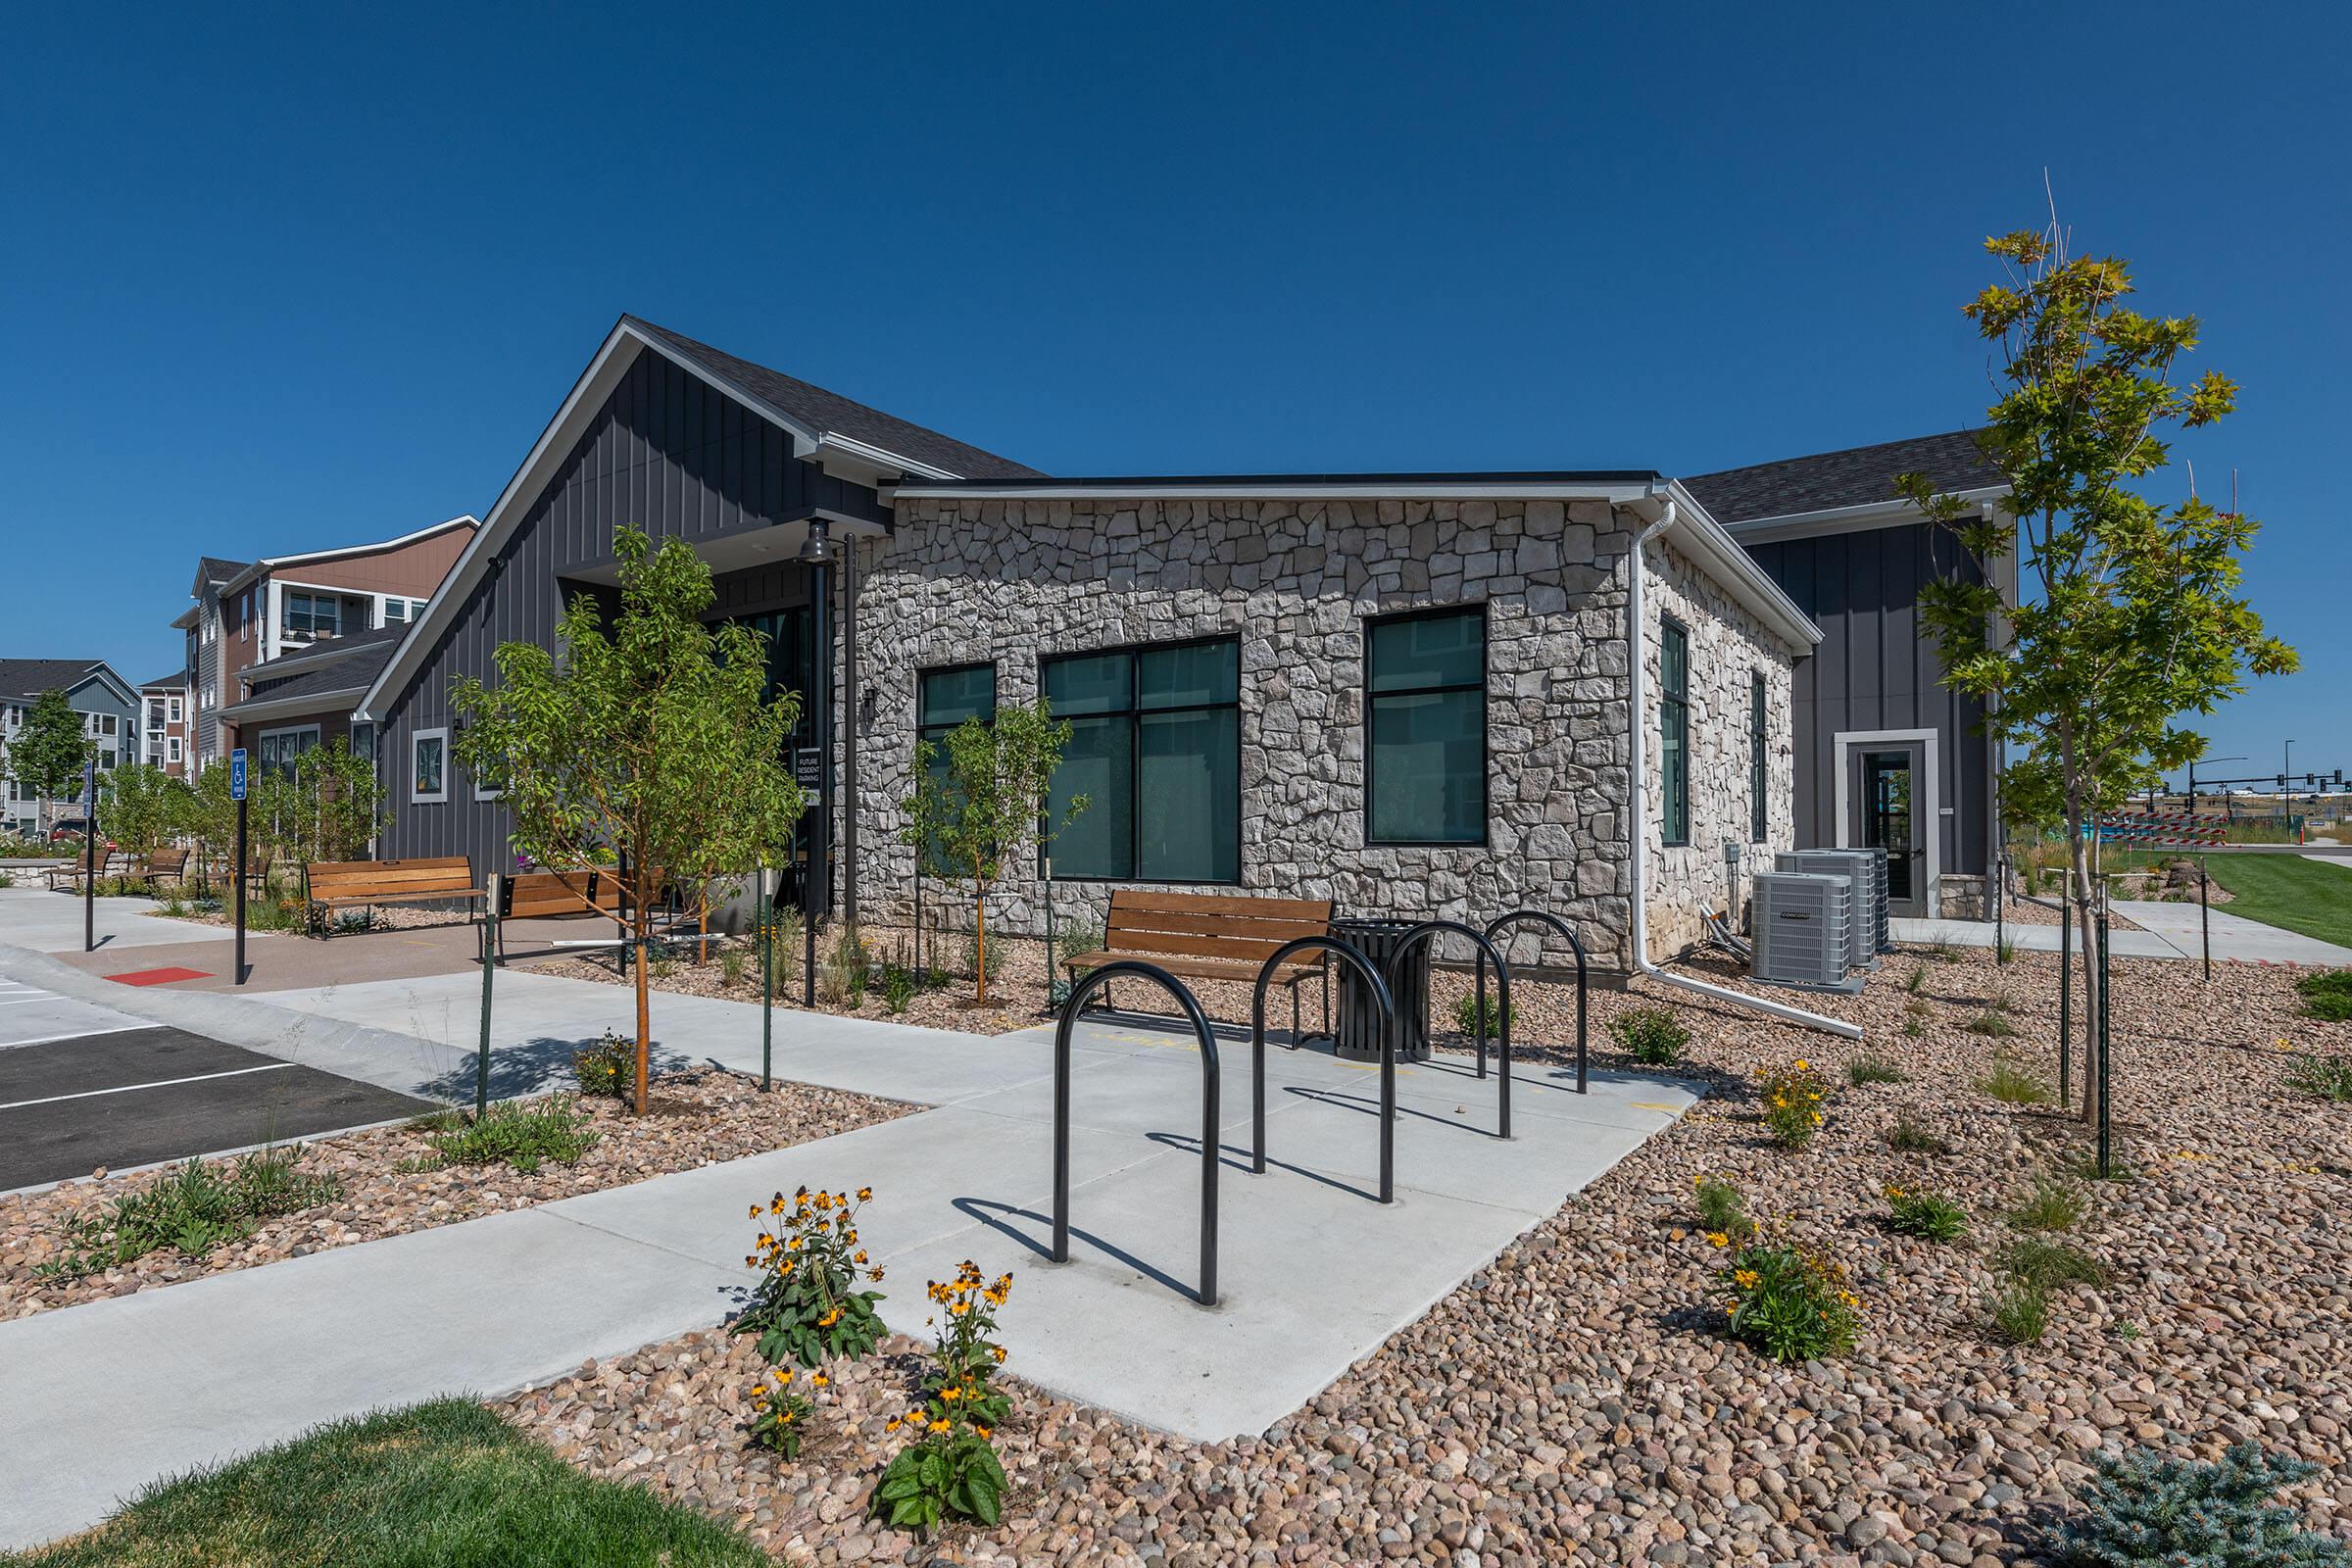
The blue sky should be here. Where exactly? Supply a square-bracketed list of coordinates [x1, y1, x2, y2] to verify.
[3, 2, 2343, 787]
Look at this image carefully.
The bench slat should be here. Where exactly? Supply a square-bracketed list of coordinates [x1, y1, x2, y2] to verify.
[1101, 890, 1332, 921]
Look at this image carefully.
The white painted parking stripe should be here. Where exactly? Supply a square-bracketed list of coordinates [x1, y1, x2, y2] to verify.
[0, 1023, 152, 1050]
[0, 1062, 294, 1112]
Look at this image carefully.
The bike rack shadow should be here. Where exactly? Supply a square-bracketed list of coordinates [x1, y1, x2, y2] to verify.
[1054, 959, 1221, 1305]
[1483, 908, 1589, 1096]
[952, 1196, 1199, 1302]
[1392, 920, 1514, 1139]
[1250, 935, 1396, 1201]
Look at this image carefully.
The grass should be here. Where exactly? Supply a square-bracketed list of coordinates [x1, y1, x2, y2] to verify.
[2009, 1174, 2088, 1233]
[0, 1397, 764, 1566]
[1988, 1278, 2050, 1345]
[409, 1098, 601, 1174]
[2295, 968, 2352, 1023]
[2105, 851, 2352, 950]
[1977, 1054, 2053, 1104]
[2284, 1054, 2352, 1102]
[1964, 1009, 2021, 1039]
[1846, 1054, 1906, 1086]
[1999, 1235, 2108, 1290]
[36, 1148, 341, 1283]
[1692, 1174, 1751, 1239]
[1886, 1113, 1952, 1155]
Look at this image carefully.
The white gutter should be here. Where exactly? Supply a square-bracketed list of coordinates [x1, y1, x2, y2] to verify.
[1625, 497, 1864, 1040]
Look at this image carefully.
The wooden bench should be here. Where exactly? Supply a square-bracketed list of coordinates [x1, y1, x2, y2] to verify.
[1061, 890, 1336, 1039]
[495, 868, 626, 962]
[304, 857, 483, 934]
[45, 846, 116, 891]
[141, 847, 191, 888]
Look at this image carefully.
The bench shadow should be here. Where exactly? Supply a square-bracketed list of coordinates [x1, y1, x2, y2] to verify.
[950, 1195, 1200, 1302]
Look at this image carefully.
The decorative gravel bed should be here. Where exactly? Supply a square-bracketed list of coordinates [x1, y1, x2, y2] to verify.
[0, 1071, 913, 1322]
[491, 946, 2352, 1566]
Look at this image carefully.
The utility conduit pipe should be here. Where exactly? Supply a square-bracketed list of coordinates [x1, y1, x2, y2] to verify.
[1624, 498, 1864, 1041]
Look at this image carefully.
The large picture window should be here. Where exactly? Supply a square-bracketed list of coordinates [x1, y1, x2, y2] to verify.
[1749, 670, 1768, 842]
[284, 591, 341, 638]
[914, 663, 996, 871]
[1043, 638, 1240, 883]
[1366, 608, 1486, 845]
[1660, 618, 1690, 847]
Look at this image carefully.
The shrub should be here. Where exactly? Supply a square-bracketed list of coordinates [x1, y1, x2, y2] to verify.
[572, 1031, 634, 1099]
[881, 962, 917, 1014]
[748, 1369, 814, 1459]
[418, 1098, 600, 1173]
[37, 1147, 341, 1281]
[0, 870, 13, 889]
[1886, 1113, 1952, 1155]
[1611, 1007, 1688, 1065]
[2284, 1054, 2352, 1102]
[819, 924, 873, 1004]
[1054, 916, 1103, 968]
[1996, 937, 2018, 965]
[1885, 1185, 1967, 1243]
[1988, 1278, 2050, 1344]
[875, 1260, 1016, 1534]
[1720, 1241, 1859, 1363]
[2044, 1441, 2347, 1568]
[737, 1185, 887, 1367]
[2010, 1174, 2087, 1233]
[1691, 1173, 1751, 1239]
[1978, 1054, 2054, 1104]
[2294, 968, 2352, 1023]
[1847, 1054, 1906, 1086]
[958, 922, 1004, 986]
[1756, 1058, 1832, 1149]
[1452, 993, 1510, 1038]
[1999, 1235, 2107, 1291]
[718, 946, 751, 990]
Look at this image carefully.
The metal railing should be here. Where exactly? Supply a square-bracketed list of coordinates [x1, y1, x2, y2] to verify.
[1389, 920, 1514, 1139]
[1249, 936, 1396, 1201]
[1052, 960, 1223, 1305]
[1483, 909, 1589, 1096]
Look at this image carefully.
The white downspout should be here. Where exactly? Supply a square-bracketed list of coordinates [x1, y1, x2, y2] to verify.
[1626, 498, 1864, 1039]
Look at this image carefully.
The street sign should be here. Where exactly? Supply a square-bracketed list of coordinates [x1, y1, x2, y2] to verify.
[230, 748, 248, 801]
[794, 747, 823, 791]
[80, 760, 95, 809]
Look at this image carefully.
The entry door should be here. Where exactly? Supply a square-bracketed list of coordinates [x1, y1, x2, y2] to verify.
[1853, 744, 1928, 917]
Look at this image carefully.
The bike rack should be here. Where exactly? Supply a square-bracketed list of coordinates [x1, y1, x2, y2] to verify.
[1390, 920, 1515, 1139]
[1483, 909, 1590, 1096]
[1250, 937, 1396, 1201]
[1053, 959, 1223, 1305]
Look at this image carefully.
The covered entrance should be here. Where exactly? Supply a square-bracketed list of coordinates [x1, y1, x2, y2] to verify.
[1836, 729, 1936, 918]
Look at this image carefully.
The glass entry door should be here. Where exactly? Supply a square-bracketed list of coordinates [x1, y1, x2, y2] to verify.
[1852, 744, 1927, 916]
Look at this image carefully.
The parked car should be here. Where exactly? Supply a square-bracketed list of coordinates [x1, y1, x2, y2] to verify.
[48, 819, 113, 848]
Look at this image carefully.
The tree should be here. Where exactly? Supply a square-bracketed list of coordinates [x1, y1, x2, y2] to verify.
[98, 763, 183, 870]
[451, 527, 807, 1114]
[174, 759, 238, 894]
[250, 739, 387, 866]
[9, 690, 93, 821]
[900, 701, 1083, 1004]
[1900, 212, 2295, 1127]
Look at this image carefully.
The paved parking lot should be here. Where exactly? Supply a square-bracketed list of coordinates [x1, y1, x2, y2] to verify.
[0, 980, 435, 1192]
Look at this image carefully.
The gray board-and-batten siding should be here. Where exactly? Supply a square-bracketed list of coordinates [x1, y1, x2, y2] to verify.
[374, 344, 872, 874]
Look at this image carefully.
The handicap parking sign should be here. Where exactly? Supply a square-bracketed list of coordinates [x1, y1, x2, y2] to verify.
[230, 749, 248, 802]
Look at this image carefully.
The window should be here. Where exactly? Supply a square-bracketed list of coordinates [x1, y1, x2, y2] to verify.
[168, 736, 182, 763]
[100, 713, 117, 736]
[1043, 638, 1240, 882]
[911, 664, 996, 870]
[382, 597, 428, 624]
[1366, 608, 1487, 845]
[1749, 670, 1769, 842]
[168, 696, 181, 722]
[349, 722, 374, 764]
[1660, 618, 1690, 847]
[284, 591, 341, 638]
[258, 725, 319, 778]
[411, 726, 448, 803]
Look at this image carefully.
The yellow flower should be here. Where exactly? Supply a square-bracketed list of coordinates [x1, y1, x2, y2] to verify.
[748, 1204, 760, 1220]
[1705, 1232, 1730, 1249]
[886, 1416, 902, 1432]
[930, 1418, 951, 1434]
[858, 1187, 873, 1201]
[991, 1346, 1006, 1362]
[811, 1372, 829, 1387]
[1733, 1268, 1759, 1289]
[976, 1424, 994, 1440]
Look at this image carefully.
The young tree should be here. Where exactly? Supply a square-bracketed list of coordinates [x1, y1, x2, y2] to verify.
[1900, 214, 2295, 1125]
[9, 690, 93, 824]
[450, 527, 807, 1114]
[97, 763, 181, 871]
[175, 759, 238, 894]
[900, 700, 1083, 1004]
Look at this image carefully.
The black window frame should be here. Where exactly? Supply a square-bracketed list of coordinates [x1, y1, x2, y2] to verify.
[1748, 669, 1769, 843]
[1039, 632, 1243, 885]
[1660, 616, 1690, 848]
[1362, 604, 1490, 849]
[913, 661, 998, 877]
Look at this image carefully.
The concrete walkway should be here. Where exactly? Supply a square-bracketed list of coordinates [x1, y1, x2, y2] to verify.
[1894, 902, 2352, 965]
[0, 949, 1690, 1549]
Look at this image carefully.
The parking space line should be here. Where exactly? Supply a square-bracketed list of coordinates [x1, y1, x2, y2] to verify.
[1, 1023, 152, 1050]
[0, 1062, 295, 1112]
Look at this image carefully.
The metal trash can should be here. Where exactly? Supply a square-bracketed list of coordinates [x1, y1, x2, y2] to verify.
[1330, 916, 1431, 1063]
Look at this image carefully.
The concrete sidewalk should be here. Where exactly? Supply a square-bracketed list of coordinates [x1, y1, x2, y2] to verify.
[0, 964, 1690, 1550]
[1894, 902, 2352, 965]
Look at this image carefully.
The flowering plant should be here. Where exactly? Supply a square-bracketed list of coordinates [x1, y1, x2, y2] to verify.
[748, 1367, 814, 1458]
[1756, 1058, 1832, 1149]
[1721, 1236, 1859, 1362]
[735, 1185, 887, 1367]
[874, 1260, 1015, 1533]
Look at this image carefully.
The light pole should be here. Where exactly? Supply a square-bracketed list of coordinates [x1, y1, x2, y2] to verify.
[2188, 756, 2243, 817]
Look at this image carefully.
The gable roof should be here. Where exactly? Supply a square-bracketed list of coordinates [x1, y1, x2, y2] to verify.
[220, 631, 407, 720]
[191, 558, 250, 597]
[219, 516, 479, 596]
[141, 669, 188, 690]
[622, 317, 1044, 482]
[1684, 430, 2006, 525]
[0, 659, 134, 707]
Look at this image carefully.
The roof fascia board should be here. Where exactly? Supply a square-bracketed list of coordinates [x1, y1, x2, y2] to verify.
[245, 636, 379, 679]
[1653, 480, 1823, 652]
[1722, 485, 2009, 544]
[218, 686, 368, 723]
[892, 476, 1660, 502]
[812, 431, 960, 484]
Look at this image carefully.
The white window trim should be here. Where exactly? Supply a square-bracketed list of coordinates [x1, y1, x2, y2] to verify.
[411, 726, 450, 804]
[259, 723, 321, 774]
[1831, 727, 1941, 918]
[168, 736, 182, 762]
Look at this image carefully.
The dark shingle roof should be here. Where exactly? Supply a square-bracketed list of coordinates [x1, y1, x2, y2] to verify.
[141, 669, 188, 690]
[0, 659, 107, 702]
[1685, 430, 2005, 525]
[622, 317, 1046, 482]
[223, 635, 403, 715]
[198, 557, 249, 584]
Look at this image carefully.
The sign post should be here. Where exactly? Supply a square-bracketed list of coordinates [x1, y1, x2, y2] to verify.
[477, 873, 500, 1118]
[230, 749, 248, 985]
[81, 760, 97, 954]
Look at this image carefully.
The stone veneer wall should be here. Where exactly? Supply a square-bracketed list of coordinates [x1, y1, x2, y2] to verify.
[845, 495, 1795, 974]
[1640, 533, 1798, 958]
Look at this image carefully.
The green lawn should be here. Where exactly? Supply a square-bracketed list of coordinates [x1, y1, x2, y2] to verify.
[2107, 851, 2352, 952]
[2, 1399, 763, 1568]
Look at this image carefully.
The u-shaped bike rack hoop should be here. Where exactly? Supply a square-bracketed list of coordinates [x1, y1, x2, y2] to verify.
[1052, 959, 1222, 1306]
[1483, 909, 1590, 1095]
[1389, 920, 1515, 1140]
[1250, 936, 1396, 1201]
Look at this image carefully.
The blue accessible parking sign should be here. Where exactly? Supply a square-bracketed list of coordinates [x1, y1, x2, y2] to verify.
[230, 748, 248, 801]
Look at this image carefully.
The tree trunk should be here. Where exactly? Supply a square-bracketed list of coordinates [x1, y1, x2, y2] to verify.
[974, 891, 988, 1004]
[2067, 826, 2101, 1128]
[632, 898, 653, 1116]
